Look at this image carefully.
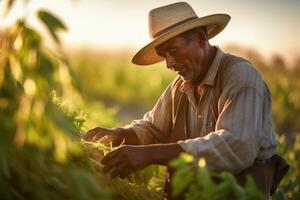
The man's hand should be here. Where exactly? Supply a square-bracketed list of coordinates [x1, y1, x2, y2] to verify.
[82, 127, 124, 146]
[101, 145, 151, 179]
[100, 143, 183, 179]
[82, 127, 139, 146]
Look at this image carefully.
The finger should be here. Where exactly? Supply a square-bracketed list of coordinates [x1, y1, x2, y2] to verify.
[90, 149, 105, 161]
[94, 134, 114, 143]
[82, 131, 95, 141]
[102, 155, 123, 174]
[82, 128, 98, 140]
[110, 162, 129, 178]
[101, 148, 122, 165]
[120, 167, 133, 179]
[92, 128, 114, 142]
[91, 129, 110, 141]
[93, 133, 104, 141]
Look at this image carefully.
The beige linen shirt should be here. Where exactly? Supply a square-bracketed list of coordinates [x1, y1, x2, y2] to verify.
[125, 47, 279, 173]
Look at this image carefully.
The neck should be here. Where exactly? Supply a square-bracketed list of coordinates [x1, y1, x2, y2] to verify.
[193, 45, 217, 85]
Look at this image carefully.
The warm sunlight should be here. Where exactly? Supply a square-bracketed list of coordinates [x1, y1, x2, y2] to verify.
[1, 0, 299, 63]
[1, 1, 299, 199]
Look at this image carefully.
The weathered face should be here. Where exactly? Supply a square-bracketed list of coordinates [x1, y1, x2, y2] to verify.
[155, 34, 208, 81]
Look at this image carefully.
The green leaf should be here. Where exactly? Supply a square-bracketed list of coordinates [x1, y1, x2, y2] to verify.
[172, 165, 194, 197]
[233, 184, 245, 200]
[244, 175, 264, 200]
[212, 182, 231, 200]
[37, 10, 67, 44]
[180, 153, 194, 163]
[17, 22, 42, 50]
[169, 153, 194, 169]
[219, 172, 237, 186]
[169, 157, 186, 169]
[197, 167, 213, 187]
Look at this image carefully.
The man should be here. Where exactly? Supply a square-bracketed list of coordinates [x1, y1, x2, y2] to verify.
[83, 2, 288, 199]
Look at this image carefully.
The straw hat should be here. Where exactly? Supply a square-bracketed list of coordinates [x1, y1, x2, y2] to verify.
[132, 2, 231, 65]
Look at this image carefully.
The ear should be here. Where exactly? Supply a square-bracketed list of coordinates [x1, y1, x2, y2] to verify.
[195, 28, 207, 46]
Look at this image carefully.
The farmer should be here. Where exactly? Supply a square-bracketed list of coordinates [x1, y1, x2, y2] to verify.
[83, 2, 288, 199]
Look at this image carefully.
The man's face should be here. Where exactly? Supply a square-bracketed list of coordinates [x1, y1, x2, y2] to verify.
[155, 34, 207, 81]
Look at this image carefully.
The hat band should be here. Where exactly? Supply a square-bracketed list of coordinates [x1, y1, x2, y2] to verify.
[152, 16, 198, 38]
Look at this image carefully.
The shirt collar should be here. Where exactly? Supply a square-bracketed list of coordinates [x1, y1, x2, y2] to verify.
[202, 46, 223, 86]
[180, 46, 224, 93]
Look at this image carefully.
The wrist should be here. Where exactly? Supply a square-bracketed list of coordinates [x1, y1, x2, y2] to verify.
[147, 143, 183, 166]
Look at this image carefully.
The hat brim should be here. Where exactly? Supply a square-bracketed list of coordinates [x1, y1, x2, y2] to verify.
[132, 14, 230, 66]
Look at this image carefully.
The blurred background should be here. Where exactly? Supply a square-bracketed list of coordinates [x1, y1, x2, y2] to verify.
[0, 0, 299, 199]
[3, 0, 297, 137]
[4, 0, 299, 62]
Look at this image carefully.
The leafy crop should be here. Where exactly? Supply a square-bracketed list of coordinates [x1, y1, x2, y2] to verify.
[0, 1, 162, 199]
[170, 154, 263, 200]
[0, 1, 299, 200]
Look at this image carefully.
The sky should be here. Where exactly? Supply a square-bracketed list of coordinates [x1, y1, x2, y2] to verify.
[1, 0, 300, 64]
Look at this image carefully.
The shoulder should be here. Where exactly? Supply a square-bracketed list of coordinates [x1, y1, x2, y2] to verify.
[222, 55, 264, 95]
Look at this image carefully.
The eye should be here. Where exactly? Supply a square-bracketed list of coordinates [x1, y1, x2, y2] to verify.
[169, 48, 177, 55]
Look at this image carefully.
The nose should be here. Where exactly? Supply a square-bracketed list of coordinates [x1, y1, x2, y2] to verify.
[166, 54, 176, 70]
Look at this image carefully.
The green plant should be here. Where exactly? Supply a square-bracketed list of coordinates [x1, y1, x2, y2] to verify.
[170, 153, 263, 200]
[0, 1, 110, 199]
[272, 135, 300, 200]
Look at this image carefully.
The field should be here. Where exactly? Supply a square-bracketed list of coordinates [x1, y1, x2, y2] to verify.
[68, 47, 300, 200]
[0, 2, 299, 200]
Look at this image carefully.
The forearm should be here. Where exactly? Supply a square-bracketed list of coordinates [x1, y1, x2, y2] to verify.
[145, 143, 184, 166]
